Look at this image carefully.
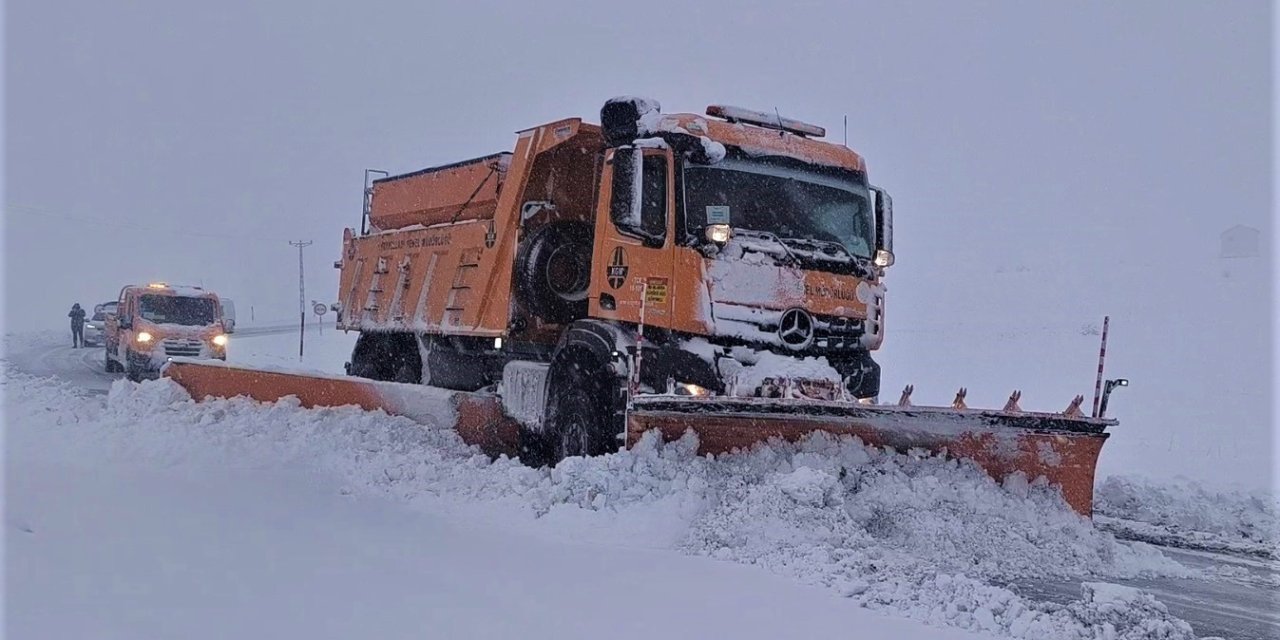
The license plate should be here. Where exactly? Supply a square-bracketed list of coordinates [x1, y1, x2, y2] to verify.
[757, 376, 840, 401]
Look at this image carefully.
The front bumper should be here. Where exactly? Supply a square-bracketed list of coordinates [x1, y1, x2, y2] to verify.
[129, 343, 226, 375]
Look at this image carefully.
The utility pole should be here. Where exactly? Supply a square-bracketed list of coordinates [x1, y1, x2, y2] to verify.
[289, 240, 313, 359]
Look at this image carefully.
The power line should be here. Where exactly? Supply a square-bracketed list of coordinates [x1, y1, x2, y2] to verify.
[5, 202, 313, 244]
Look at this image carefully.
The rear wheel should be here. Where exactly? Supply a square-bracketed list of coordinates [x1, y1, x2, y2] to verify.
[347, 332, 488, 391]
[420, 336, 488, 391]
[348, 332, 421, 383]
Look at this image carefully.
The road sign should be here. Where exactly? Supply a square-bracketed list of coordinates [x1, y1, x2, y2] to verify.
[313, 302, 328, 316]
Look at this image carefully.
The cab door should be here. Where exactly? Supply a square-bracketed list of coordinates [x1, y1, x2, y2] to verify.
[106, 291, 131, 359]
[588, 146, 675, 329]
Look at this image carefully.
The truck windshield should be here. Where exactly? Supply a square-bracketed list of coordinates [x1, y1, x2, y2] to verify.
[139, 295, 217, 326]
[683, 157, 873, 259]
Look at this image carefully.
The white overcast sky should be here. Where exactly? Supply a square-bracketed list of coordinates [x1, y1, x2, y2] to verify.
[4, 1, 1274, 487]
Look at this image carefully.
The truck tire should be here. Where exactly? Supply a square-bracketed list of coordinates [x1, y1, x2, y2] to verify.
[105, 348, 122, 373]
[419, 336, 487, 391]
[348, 332, 488, 391]
[514, 222, 592, 324]
[832, 351, 881, 400]
[543, 347, 621, 463]
[124, 352, 143, 382]
[348, 332, 421, 383]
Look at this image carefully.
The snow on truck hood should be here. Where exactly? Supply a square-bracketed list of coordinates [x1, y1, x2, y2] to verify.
[702, 238, 883, 317]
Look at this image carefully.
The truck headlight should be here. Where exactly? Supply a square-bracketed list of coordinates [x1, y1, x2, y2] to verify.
[874, 249, 895, 267]
[212, 334, 228, 347]
[705, 224, 732, 244]
[135, 332, 153, 343]
[677, 383, 711, 397]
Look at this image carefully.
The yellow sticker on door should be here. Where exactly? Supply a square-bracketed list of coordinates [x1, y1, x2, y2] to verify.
[644, 278, 669, 305]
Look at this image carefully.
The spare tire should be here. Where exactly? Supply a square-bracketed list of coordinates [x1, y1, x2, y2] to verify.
[514, 222, 592, 324]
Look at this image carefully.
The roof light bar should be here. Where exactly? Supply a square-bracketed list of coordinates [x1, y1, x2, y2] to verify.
[706, 105, 826, 138]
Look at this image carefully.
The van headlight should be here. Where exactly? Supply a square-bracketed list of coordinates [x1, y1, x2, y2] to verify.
[135, 332, 153, 343]
[212, 334, 228, 347]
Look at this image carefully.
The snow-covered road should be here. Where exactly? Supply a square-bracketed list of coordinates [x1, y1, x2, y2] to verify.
[2, 322, 339, 395]
[5, 329, 1276, 639]
[11, 437, 980, 640]
[5, 331, 119, 394]
[1010, 545, 1279, 640]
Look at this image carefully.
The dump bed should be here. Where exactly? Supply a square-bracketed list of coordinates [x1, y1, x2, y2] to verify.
[369, 153, 512, 231]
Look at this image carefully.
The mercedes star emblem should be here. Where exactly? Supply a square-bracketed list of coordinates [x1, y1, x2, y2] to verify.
[778, 308, 815, 350]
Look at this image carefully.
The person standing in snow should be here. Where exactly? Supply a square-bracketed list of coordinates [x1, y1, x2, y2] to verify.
[68, 303, 86, 348]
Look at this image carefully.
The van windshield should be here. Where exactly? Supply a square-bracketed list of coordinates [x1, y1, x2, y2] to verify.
[139, 295, 218, 326]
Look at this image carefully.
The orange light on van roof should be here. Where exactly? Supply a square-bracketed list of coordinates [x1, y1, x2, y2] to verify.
[147, 282, 168, 289]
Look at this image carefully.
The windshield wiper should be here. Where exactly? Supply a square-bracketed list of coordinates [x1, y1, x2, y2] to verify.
[732, 228, 802, 266]
[780, 237, 854, 263]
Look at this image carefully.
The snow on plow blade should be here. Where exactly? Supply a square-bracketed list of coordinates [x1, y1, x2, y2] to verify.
[628, 396, 1113, 516]
[163, 360, 1113, 515]
[162, 360, 519, 456]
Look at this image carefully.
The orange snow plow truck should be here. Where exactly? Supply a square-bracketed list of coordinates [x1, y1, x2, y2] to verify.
[164, 98, 1116, 514]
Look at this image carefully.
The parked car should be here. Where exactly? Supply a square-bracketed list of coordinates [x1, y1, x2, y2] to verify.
[83, 301, 117, 347]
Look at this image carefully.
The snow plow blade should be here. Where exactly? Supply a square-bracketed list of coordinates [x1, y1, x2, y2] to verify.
[163, 360, 1113, 516]
[628, 396, 1113, 516]
[162, 360, 520, 457]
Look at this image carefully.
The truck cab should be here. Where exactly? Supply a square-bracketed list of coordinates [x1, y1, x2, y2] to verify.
[584, 100, 893, 401]
[105, 283, 229, 381]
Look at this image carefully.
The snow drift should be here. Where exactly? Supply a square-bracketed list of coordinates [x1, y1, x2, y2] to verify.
[1094, 474, 1279, 558]
[4, 368, 1198, 639]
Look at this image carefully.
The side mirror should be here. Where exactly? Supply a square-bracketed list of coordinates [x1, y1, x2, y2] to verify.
[609, 148, 666, 248]
[871, 186, 894, 267]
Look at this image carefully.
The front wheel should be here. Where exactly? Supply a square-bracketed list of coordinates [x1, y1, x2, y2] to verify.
[125, 355, 143, 382]
[104, 347, 122, 373]
[543, 351, 621, 464]
[832, 351, 881, 400]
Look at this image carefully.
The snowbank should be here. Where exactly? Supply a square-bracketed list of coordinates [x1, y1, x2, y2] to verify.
[1095, 475, 1279, 558]
[3, 369, 1198, 640]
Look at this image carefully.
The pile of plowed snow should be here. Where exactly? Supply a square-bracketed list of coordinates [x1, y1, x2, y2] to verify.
[4, 370, 1197, 640]
[1095, 475, 1279, 558]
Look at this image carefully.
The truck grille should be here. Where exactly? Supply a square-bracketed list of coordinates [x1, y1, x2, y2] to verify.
[162, 339, 203, 357]
[813, 315, 865, 351]
[712, 303, 868, 353]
